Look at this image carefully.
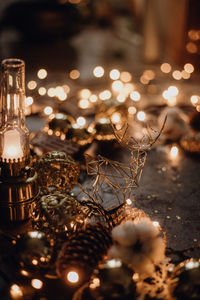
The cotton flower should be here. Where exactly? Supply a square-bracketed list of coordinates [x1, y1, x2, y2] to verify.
[108, 220, 165, 276]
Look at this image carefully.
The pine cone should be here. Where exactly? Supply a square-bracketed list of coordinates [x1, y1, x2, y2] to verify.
[56, 224, 112, 286]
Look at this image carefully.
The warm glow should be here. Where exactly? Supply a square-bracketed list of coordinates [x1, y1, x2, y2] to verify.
[181, 70, 191, 79]
[162, 90, 169, 100]
[89, 94, 98, 103]
[137, 111, 146, 121]
[93, 66, 104, 78]
[38, 87, 46, 96]
[32, 259, 38, 265]
[78, 99, 90, 109]
[168, 86, 179, 96]
[130, 91, 141, 102]
[143, 70, 155, 80]
[190, 95, 199, 105]
[21, 270, 29, 276]
[128, 106, 137, 115]
[69, 69, 80, 80]
[79, 89, 91, 99]
[117, 93, 126, 102]
[47, 88, 56, 97]
[37, 69, 47, 79]
[55, 86, 67, 101]
[167, 96, 177, 107]
[172, 70, 182, 80]
[89, 277, 100, 289]
[170, 146, 179, 159]
[2, 129, 23, 161]
[132, 273, 139, 281]
[44, 106, 53, 115]
[67, 271, 79, 283]
[112, 80, 123, 92]
[107, 259, 122, 268]
[123, 83, 134, 93]
[111, 112, 121, 124]
[120, 71, 132, 82]
[188, 29, 199, 41]
[25, 96, 33, 106]
[99, 90, 112, 100]
[10, 284, 23, 298]
[31, 279, 43, 289]
[126, 198, 132, 205]
[153, 221, 159, 227]
[76, 116, 86, 127]
[140, 76, 149, 85]
[186, 42, 198, 53]
[27, 80, 37, 90]
[109, 69, 120, 80]
[160, 63, 171, 73]
[62, 85, 70, 93]
[196, 105, 200, 112]
[184, 63, 194, 74]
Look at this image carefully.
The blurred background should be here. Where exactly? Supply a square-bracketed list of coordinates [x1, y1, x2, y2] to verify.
[0, 0, 199, 73]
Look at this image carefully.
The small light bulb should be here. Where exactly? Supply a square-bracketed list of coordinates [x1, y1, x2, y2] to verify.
[153, 221, 159, 227]
[76, 116, 86, 127]
[44, 106, 53, 115]
[38, 87, 46, 96]
[69, 69, 80, 80]
[27, 80, 37, 90]
[126, 198, 132, 205]
[170, 146, 179, 159]
[109, 69, 120, 80]
[10, 284, 23, 298]
[47, 88, 56, 97]
[99, 90, 112, 100]
[67, 271, 79, 283]
[160, 63, 171, 73]
[78, 99, 90, 109]
[31, 279, 43, 289]
[37, 69, 47, 79]
[93, 66, 104, 78]
[79, 89, 91, 99]
[25, 96, 33, 106]
[130, 91, 141, 101]
[112, 80, 123, 92]
[137, 111, 146, 121]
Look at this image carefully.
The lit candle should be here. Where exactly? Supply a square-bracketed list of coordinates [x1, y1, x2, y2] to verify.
[2, 129, 23, 161]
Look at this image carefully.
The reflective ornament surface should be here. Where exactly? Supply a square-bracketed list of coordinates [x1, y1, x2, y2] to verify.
[35, 151, 80, 194]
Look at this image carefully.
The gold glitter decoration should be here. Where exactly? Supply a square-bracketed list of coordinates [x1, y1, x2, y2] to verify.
[180, 132, 200, 153]
[36, 151, 80, 194]
[33, 191, 86, 239]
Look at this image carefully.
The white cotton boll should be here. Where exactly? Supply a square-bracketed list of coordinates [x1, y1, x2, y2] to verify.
[137, 219, 158, 241]
[109, 220, 166, 276]
[158, 107, 189, 141]
[111, 221, 139, 247]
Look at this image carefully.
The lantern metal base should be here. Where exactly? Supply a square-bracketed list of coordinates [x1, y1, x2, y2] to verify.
[0, 167, 39, 222]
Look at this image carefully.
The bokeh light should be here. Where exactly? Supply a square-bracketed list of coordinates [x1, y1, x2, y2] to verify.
[137, 111, 146, 121]
[37, 69, 47, 79]
[130, 91, 141, 101]
[31, 279, 43, 289]
[38, 87, 46, 96]
[109, 69, 120, 80]
[69, 69, 80, 80]
[27, 80, 37, 90]
[44, 106, 53, 115]
[160, 63, 172, 73]
[93, 66, 104, 78]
